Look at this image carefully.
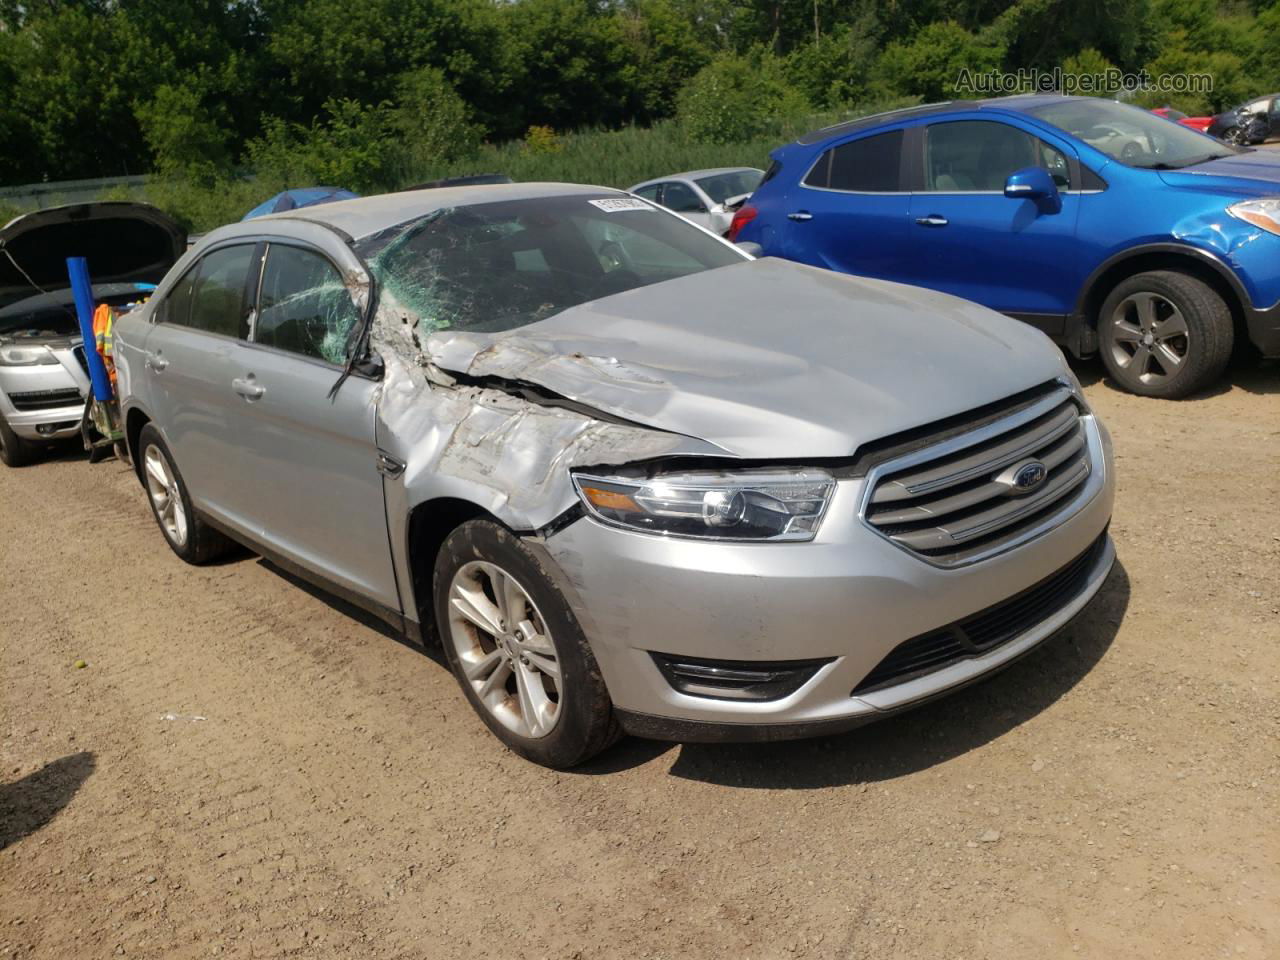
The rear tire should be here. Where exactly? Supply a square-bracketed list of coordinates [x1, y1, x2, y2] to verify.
[1097, 270, 1233, 398]
[433, 519, 620, 768]
[0, 414, 35, 467]
[137, 424, 234, 564]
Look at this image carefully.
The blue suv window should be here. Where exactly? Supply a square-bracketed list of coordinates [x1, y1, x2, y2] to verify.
[924, 121, 1071, 192]
[803, 129, 903, 192]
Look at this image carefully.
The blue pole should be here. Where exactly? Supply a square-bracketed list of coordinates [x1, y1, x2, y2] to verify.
[66, 256, 113, 404]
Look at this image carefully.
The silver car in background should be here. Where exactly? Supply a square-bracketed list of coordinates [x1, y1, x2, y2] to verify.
[114, 183, 1115, 768]
[629, 167, 763, 234]
[0, 203, 183, 466]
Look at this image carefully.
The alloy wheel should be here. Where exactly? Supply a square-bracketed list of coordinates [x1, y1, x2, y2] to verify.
[1107, 291, 1190, 386]
[143, 444, 189, 547]
[446, 560, 562, 739]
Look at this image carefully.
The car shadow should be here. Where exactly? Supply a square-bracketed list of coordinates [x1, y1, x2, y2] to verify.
[254, 559, 448, 668]
[12, 437, 90, 467]
[0, 752, 96, 851]
[252, 547, 1128, 788]
[1068, 355, 1279, 397]
[590, 558, 1131, 789]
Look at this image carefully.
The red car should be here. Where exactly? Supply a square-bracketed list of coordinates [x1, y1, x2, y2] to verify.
[1152, 106, 1214, 133]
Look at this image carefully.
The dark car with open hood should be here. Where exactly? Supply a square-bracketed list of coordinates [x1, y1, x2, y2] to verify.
[0, 202, 184, 466]
[1207, 94, 1280, 145]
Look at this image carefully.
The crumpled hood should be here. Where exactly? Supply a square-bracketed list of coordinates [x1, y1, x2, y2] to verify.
[423, 258, 1066, 460]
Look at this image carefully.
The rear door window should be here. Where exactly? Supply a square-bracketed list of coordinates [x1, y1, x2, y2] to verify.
[803, 129, 904, 192]
[185, 244, 256, 337]
[632, 183, 662, 203]
[661, 182, 707, 213]
[254, 244, 360, 365]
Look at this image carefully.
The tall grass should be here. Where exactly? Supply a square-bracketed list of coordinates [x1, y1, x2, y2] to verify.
[402, 102, 915, 189]
[90, 99, 917, 233]
[403, 119, 790, 188]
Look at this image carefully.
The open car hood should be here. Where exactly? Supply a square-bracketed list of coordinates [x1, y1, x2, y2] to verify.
[0, 202, 185, 311]
[422, 258, 1067, 460]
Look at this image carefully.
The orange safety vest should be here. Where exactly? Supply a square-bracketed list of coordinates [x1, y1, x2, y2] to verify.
[92, 303, 117, 386]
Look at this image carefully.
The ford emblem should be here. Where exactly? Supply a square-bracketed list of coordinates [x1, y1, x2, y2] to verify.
[1012, 461, 1047, 492]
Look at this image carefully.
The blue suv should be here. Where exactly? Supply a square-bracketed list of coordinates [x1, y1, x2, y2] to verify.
[732, 95, 1280, 398]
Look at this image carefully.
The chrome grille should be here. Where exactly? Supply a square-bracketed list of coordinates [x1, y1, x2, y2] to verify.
[862, 384, 1093, 566]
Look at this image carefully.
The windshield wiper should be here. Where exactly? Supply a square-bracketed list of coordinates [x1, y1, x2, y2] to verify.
[1191, 152, 1242, 164]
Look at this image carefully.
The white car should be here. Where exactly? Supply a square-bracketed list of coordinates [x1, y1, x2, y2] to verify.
[629, 167, 763, 235]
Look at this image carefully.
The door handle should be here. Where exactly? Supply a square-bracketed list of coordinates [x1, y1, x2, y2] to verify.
[787, 211, 813, 221]
[915, 215, 949, 227]
[232, 376, 265, 400]
[146, 352, 169, 371]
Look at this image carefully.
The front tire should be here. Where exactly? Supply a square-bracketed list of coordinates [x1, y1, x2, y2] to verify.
[1097, 270, 1233, 398]
[433, 519, 619, 768]
[137, 424, 234, 564]
[1222, 125, 1245, 145]
[0, 414, 35, 467]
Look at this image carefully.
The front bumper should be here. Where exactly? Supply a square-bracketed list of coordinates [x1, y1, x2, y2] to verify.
[538, 415, 1116, 738]
[0, 346, 90, 440]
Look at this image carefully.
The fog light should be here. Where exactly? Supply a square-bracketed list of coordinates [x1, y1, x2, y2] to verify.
[651, 653, 832, 701]
[36, 424, 57, 436]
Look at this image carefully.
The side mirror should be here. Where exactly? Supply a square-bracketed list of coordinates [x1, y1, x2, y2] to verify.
[1005, 166, 1062, 213]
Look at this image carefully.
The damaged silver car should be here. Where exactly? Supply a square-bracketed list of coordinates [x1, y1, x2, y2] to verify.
[113, 184, 1116, 768]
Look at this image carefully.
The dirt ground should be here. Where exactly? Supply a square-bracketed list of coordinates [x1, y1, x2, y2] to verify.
[2, 356, 1277, 960]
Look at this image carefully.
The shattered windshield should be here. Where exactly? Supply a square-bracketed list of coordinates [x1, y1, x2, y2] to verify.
[357, 194, 745, 334]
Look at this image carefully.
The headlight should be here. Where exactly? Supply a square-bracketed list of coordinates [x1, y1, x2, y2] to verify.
[572, 468, 835, 541]
[1227, 198, 1280, 236]
[1057, 364, 1091, 411]
[0, 344, 59, 366]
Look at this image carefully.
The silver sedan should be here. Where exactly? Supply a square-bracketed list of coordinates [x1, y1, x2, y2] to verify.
[629, 167, 762, 234]
[114, 184, 1115, 768]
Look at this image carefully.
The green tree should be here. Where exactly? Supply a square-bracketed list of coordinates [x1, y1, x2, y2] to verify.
[785, 15, 879, 107]
[393, 66, 484, 179]
[1252, 3, 1280, 91]
[677, 46, 811, 144]
[2, 5, 140, 178]
[1061, 48, 1120, 97]
[503, 0, 636, 133]
[263, 0, 519, 136]
[135, 81, 232, 182]
[246, 99, 400, 194]
[1142, 36, 1251, 112]
[875, 21, 1005, 102]
[616, 0, 712, 120]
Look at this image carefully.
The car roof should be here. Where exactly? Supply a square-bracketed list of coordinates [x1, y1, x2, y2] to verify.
[792, 95, 1101, 146]
[239, 182, 623, 243]
[630, 167, 761, 190]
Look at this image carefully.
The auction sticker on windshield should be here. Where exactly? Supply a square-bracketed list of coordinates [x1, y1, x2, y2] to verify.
[589, 198, 655, 213]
